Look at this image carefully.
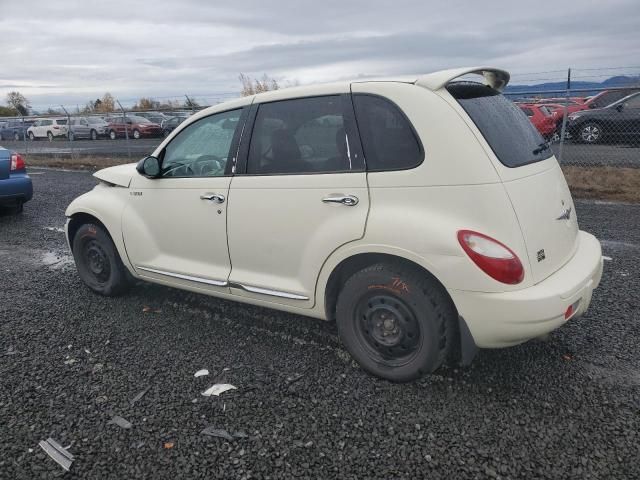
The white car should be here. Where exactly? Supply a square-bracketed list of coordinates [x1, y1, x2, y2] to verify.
[65, 67, 603, 382]
[27, 118, 69, 141]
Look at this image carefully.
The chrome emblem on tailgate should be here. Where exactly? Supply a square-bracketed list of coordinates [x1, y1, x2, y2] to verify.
[556, 206, 572, 221]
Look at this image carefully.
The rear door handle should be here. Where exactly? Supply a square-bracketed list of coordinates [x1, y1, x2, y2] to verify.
[322, 194, 359, 206]
[200, 193, 225, 203]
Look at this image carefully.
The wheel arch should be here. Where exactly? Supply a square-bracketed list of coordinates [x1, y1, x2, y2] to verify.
[67, 212, 111, 250]
[321, 249, 451, 322]
[66, 190, 135, 276]
[320, 248, 472, 365]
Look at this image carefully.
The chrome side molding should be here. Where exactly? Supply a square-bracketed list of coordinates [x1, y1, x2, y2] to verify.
[233, 283, 309, 300]
[136, 266, 309, 300]
[136, 266, 228, 287]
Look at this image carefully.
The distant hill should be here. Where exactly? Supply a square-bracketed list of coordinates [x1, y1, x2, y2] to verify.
[506, 75, 640, 97]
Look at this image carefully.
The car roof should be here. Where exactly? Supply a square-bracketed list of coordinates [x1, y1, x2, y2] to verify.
[192, 66, 509, 121]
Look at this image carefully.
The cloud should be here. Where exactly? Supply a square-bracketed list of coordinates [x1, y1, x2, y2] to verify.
[1, 0, 638, 109]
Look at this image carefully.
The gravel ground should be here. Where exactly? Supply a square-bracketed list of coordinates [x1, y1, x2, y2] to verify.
[1, 169, 639, 479]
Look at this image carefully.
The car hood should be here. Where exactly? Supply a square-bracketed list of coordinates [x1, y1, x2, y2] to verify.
[93, 163, 137, 187]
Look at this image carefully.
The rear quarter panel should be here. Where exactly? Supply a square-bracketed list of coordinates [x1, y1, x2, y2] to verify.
[311, 83, 533, 317]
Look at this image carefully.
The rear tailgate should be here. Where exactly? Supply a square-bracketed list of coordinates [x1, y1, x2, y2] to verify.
[446, 82, 579, 284]
[501, 160, 578, 283]
[0, 148, 10, 180]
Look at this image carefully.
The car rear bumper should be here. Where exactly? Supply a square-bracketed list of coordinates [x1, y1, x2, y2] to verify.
[0, 174, 33, 205]
[448, 230, 603, 348]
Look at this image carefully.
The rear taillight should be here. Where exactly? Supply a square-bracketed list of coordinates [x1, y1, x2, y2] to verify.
[457, 230, 524, 284]
[10, 153, 25, 171]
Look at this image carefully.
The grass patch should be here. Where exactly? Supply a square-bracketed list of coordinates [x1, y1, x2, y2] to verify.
[562, 166, 640, 203]
[25, 155, 640, 203]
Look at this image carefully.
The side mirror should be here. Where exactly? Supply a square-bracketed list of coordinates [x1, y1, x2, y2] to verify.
[616, 103, 624, 112]
[136, 156, 161, 178]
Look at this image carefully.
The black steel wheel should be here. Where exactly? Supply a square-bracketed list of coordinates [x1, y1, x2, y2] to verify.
[354, 293, 422, 367]
[336, 262, 457, 382]
[72, 223, 132, 296]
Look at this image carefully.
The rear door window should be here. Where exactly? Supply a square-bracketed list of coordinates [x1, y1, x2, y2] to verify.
[447, 82, 553, 168]
[246, 96, 360, 175]
[352, 94, 423, 171]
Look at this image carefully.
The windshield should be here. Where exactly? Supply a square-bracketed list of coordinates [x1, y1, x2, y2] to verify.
[447, 82, 553, 168]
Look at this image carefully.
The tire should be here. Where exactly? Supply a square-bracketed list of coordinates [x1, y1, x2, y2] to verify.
[0, 133, 3, 141]
[68, 131, 75, 141]
[109, 130, 117, 140]
[71, 223, 132, 296]
[132, 129, 140, 139]
[90, 129, 97, 140]
[28, 132, 35, 141]
[14, 132, 20, 141]
[579, 122, 602, 144]
[336, 262, 456, 382]
[47, 131, 54, 142]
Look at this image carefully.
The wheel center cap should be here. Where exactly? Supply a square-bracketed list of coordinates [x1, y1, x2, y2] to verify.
[383, 318, 395, 330]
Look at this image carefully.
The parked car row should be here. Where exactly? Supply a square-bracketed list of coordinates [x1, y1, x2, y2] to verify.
[515, 89, 640, 144]
[1, 111, 192, 142]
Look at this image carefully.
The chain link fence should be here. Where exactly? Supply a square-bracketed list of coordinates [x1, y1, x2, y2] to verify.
[504, 85, 640, 169]
[1, 70, 639, 200]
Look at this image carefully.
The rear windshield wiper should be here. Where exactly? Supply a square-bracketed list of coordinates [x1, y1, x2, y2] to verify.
[532, 141, 550, 155]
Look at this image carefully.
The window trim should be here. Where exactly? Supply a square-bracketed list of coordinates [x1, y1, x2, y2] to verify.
[235, 93, 365, 176]
[156, 106, 249, 179]
[351, 92, 425, 173]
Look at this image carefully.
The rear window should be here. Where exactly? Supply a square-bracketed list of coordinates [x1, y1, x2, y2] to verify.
[447, 82, 552, 168]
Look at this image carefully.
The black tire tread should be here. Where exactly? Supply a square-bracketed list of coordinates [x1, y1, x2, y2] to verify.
[337, 261, 457, 381]
[71, 223, 132, 296]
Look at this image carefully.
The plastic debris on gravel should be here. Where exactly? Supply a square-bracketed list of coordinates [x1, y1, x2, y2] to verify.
[38, 438, 74, 471]
[200, 427, 234, 441]
[108, 415, 133, 429]
[201, 383, 237, 397]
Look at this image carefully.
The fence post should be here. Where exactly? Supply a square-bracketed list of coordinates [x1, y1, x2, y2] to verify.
[116, 100, 131, 159]
[557, 68, 571, 163]
[185, 94, 195, 114]
[20, 113, 28, 157]
[60, 105, 75, 159]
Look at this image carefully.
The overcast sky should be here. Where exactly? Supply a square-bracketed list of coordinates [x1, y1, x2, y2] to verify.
[1, 0, 639, 110]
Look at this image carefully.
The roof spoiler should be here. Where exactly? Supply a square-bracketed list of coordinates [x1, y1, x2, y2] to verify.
[415, 67, 510, 92]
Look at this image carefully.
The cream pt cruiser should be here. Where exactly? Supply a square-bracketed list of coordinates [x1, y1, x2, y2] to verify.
[66, 67, 603, 382]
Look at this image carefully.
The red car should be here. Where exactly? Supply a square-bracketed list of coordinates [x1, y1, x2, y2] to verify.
[518, 104, 557, 138]
[105, 115, 163, 140]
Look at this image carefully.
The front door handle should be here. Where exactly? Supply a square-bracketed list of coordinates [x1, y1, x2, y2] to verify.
[322, 194, 359, 206]
[200, 193, 225, 203]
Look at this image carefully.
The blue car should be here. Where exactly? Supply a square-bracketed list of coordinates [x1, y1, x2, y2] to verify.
[0, 147, 32, 212]
[0, 120, 34, 141]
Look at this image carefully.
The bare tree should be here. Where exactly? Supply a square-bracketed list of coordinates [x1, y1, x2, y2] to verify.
[97, 93, 116, 113]
[239, 73, 280, 96]
[135, 97, 160, 111]
[6, 91, 30, 115]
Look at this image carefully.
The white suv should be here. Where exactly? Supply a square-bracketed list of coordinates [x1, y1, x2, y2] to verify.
[27, 118, 69, 141]
[65, 67, 603, 382]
